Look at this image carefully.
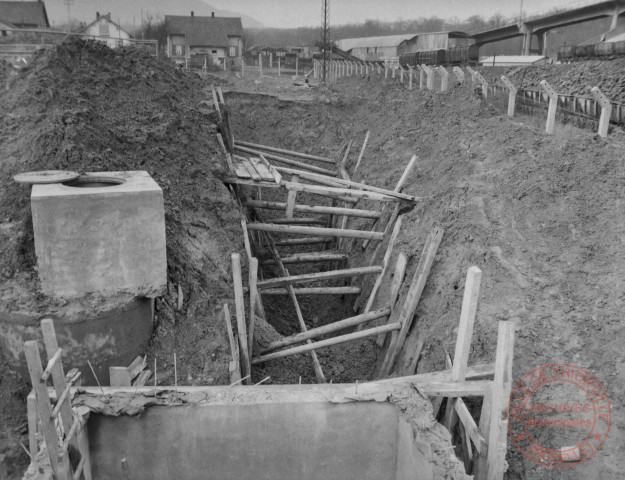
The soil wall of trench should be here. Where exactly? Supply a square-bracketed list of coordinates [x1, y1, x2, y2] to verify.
[226, 77, 625, 480]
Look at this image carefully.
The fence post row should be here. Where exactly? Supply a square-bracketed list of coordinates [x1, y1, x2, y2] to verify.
[500, 75, 518, 118]
[590, 86, 612, 138]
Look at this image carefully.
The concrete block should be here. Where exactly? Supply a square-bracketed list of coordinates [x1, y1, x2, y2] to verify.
[31, 171, 166, 297]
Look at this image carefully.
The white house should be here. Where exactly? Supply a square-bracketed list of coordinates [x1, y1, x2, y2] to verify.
[82, 12, 132, 49]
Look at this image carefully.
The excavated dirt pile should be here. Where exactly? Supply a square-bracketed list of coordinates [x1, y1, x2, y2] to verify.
[226, 76, 625, 480]
[0, 39, 242, 477]
[478, 59, 625, 102]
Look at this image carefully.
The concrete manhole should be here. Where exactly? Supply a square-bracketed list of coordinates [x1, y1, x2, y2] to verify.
[62, 175, 126, 188]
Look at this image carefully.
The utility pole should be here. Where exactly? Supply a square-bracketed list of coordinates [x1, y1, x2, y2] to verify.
[321, 0, 329, 83]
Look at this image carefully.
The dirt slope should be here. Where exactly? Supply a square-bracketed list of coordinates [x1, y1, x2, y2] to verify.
[226, 76, 625, 480]
[0, 40, 242, 477]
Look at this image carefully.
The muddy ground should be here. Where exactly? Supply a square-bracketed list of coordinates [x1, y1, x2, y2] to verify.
[1, 41, 625, 479]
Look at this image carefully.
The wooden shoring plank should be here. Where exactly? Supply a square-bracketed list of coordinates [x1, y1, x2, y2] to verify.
[365, 203, 401, 265]
[285, 175, 299, 218]
[261, 286, 361, 295]
[76, 427, 92, 480]
[485, 322, 515, 480]
[406, 338, 425, 376]
[133, 369, 153, 387]
[243, 199, 381, 219]
[210, 84, 222, 122]
[363, 217, 403, 314]
[247, 223, 385, 241]
[224, 178, 358, 204]
[240, 217, 253, 262]
[260, 307, 391, 353]
[40, 349, 62, 382]
[233, 160, 252, 179]
[268, 218, 328, 225]
[353, 130, 370, 176]
[284, 181, 400, 202]
[40, 319, 82, 462]
[458, 417, 474, 472]
[24, 341, 73, 480]
[235, 145, 339, 176]
[362, 155, 417, 249]
[258, 154, 282, 184]
[242, 159, 262, 181]
[235, 140, 336, 165]
[27, 393, 38, 457]
[341, 139, 353, 168]
[261, 231, 327, 383]
[222, 304, 241, 384]
[389, 252, 408, 311]
[444, 266, 483, 430]
[261, 252, 347, 265]
[378, 227, 444, 377]
[248, 257, 259, 360]
[275, 166, 347, 188]
[474, 384, 493, 479]
[248, 157, 275, 181]
[231, 253, 251, 384]
[258, 266, 382, 290]
[277, 166, 418, 202]
[253, 322, 400, 364]
[216, 85, 226, 104]
[455, 397, 488, 455]
[127, 356, 146, 381]
[273, 237, 332, 247]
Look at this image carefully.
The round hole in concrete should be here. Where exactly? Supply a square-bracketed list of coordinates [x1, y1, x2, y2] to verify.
[63, 176, 126, 188]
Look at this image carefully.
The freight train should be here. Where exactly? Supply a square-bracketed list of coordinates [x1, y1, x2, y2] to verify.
[398, 44, 480, 67]
[557, 40, 625, 62]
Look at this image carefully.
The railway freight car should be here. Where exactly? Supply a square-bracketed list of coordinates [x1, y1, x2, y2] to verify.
[398, 31, 479, 67]
[558, 40, 625, 62]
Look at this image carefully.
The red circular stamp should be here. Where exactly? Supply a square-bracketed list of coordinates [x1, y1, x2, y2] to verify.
[507, 364, 611, 468]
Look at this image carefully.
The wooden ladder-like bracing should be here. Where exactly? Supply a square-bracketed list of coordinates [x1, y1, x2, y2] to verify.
[25, 319, 92, 480]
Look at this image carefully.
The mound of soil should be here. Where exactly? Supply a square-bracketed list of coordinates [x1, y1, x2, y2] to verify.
[0, 39, 242, 476]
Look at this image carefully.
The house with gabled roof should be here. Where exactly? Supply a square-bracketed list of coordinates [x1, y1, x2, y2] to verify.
[81, 12, 133, 49]
[0, 0, 49, 29]
[164, 12, 243, 67]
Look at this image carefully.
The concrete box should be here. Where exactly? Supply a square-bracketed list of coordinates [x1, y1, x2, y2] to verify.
[31, 171, 166, 297]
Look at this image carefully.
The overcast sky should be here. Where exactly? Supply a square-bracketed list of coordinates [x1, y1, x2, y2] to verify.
[201, 0, 580, 28]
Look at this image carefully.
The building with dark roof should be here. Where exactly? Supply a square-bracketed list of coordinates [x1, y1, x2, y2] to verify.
[0, 0, 49, 29]
[164, 12, 243, 66]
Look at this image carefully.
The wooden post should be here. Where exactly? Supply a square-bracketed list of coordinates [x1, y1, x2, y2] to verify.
[222, 304, 241, 384]
[590, 86, 612, 138]
[419, 65, 425, 89]
[485, 321, 515, 480]
[24, 341, 73, 480]
[277, 56, 281, 76]
[231, 253, 250, 384]
[248, 257, 259, 361]
[539, 79, 558, 134]
[285, 175, 299, 218]
[438, 66, 449, 92]
[384, 62, 388, 79]
[444, 266, 482, 430]
[472, 70, 488, 99]
[295, 56, 299, 76]
[400, 66, 404, 83]
[501, 75, 518, 118]
[408, 66, 414, 90]
[258, 53, 262, 77]
[453, 66, 465, 83]
[353, 130, 370, 176]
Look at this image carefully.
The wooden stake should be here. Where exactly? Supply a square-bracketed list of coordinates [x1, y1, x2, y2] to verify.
[248, 257, 259, 360]
[444, 266, 483, 430]
[379, 228, 444, 376]
[231, 253, 250, 384]
[222, 304, 241, 383]
[352, 131, 370, 176]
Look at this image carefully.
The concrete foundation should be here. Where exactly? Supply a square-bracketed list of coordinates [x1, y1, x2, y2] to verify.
[0, 297, 153, 385]
[80, 383, 442, 480]
[31, 171, 166, 297]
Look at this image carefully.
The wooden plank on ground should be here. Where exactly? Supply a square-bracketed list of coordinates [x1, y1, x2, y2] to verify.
[258, 154, 282, 184]
[242, 159, 262, 181]
[247, 223, 384, 241]
[257, 266, 382, 289]
[252, 322, 400, 364]
[248, 157, 275, 181]
[378, 227, 444, 377]
[231, 253, 250, 384]
[260, 307, 391, 353]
